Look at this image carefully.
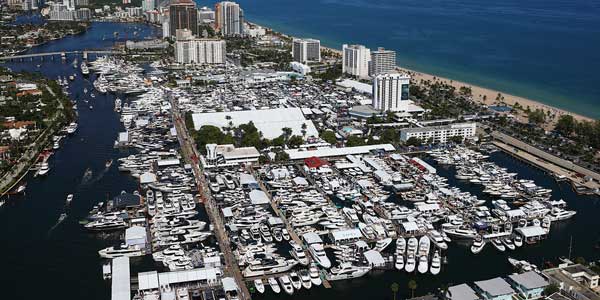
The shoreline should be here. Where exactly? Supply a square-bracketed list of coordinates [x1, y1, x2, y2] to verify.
[316, 45, 594, 125]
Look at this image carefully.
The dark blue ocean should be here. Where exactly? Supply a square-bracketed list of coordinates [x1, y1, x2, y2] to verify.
[201, 0, 600, 119]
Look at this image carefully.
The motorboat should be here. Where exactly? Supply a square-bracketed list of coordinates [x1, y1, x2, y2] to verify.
[66, 194, 73, 204]
[492, 238, 506, 252]
[442, 227, 478, 239]
[325, 262, 371, 281]
[308, 243, 331, 269]
[471, 236, 486, 254]
[253, 279, 265, 294]
[374, 237, 393, 252]
[98, 244, 143, 258]
[278, 275, 294, 295]
[289, 272, 302, 290]
[428, 230, 448, 250]
[242, 257, 298, 277]
[405, 254, 416, 272]
[430, 250, 441, 275]
[290, 241, 310, 265]
[309, 264, 322, 286]
[84, 219, 128, 231]
[38, 163, 50, 176]
[300, 269, 312, 289]
[502, 237, 516, 250]
[514, 235, 523, 247]
[549, 208, 577, 221]
[508, 257, 538, 272]
[395, 254, 404, 271]
[417, 255, 429, 274]
[268, 277, 280, 293]
[418, 235, 431, 256]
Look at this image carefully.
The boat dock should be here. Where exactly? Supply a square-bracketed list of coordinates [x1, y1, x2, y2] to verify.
[171, 97, 251, 300]
[491, 131, 600, 194]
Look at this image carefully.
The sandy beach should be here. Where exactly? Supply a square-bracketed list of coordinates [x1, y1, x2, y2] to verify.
[317, 45, 594, 126]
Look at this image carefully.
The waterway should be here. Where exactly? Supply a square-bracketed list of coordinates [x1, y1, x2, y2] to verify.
[1, 20, 599, 300]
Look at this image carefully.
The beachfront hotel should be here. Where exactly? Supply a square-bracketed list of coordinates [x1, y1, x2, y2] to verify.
[400, 123, 477, 143]
[292, 38, 321, 63]
[342, 44, 371, 79]
[215, 1, 244, 36]
[370, 47, 396, 76]
[174, 29, 226, 64]
[372, 73, 410, 112]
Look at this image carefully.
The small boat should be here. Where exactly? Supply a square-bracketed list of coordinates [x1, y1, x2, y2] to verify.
[300, 269, 312, 289]
[309, 264, 322, 286]
[38, 162, 50, 176]
[89, 105, 93, 110]
[502, 237, 516, 250]
[268, 277, 280, 294]
[105, 159, 113, 169]
[58, 213, 67, 223]
[395, 254, 405, 270]
[253, 279, 265, 294]
[514, 235, 523, 247]
[278, 275, 294, 295]
[430, 250, 441, 275]
[471, 236, 486, 254]
[66, 194, 74, 204]
[289, 272, 302, 290]
[492, 238, 506, 252]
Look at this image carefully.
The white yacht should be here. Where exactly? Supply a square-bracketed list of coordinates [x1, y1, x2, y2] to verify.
[300, 269, 312, 289]
[309, 264, 322, 286]
[253, 279, 265, 294]
[395, 254, 405, 271]
[442, 227, 478, 239]
[325, 262, 371, 281]
[66, 194, 73, 204]
[308, 243, 331, 269]
[278, 275, 294, 295]
[514, 235, 523, 247]
[502, 237, 516, 250]
[98, 244, 143, 258]
[289, 272, 302, 290]
[66, 122, 78, 134]
[428, 230, 448, 250]
[290, 241, 310, 265]
[492, 238, 506, 252]
[430, 251, 441, 275]
[268, 277, 280, 294]
[549, 208, 577, 221]
[405, 254, 416, 272]
[38, 162, 50, 176]
[242, 258, 298, 277]
[471, 236, 486, 254]
[417, 255, 429, 274]
[374, 237, 393, 252]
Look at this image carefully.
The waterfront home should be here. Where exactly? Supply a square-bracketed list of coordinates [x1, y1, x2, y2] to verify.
[474, 277, 516, 300]
[446, 283, 481, 300]
[543, 264, 600, 300]
[507, 271, 549, 299]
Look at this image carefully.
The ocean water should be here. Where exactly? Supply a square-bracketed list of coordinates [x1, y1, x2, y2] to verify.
[202, 0, 600, 119]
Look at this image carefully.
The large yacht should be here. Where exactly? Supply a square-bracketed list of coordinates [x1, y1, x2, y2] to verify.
[98, 244, 143, 258]
[308, 243, 331, 269]
[325, 263, 371, 281]
[84, 218, 128, 231]
[289, 241, 310, 265]
[242, 258, 298, 277]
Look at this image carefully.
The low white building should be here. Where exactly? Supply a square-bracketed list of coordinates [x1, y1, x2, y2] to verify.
[202, 144, 260, 168]
[290, 61, 311, 75]
[400, 122, 477, 144]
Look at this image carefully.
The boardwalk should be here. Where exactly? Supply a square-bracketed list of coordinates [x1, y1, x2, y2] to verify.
[170, 94, 251, 300]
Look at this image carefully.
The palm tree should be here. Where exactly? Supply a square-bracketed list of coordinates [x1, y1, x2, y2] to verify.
[408, 279, 417, 298]
[301, 123, 307, 138]
[390, 282, 399, 300]
[440, 283, 451, 299]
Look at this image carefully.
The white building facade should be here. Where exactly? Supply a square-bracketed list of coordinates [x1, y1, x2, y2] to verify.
[342, 44, 371, 79]
[292, 38, 321, 63]
[372, 73, 410, 112]
[400, 123, 477, 143]
[370, 47, 396, 75]
[175, 36, 226, 64]
[215, 1, 244, 36]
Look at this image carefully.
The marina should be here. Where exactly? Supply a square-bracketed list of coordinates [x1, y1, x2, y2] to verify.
[0, 20, 599, 300]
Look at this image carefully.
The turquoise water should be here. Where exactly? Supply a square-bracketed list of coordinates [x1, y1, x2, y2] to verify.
[202, 0, 600, 119]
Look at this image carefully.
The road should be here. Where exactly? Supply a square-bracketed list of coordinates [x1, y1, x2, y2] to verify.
[169, 93, 251, 300]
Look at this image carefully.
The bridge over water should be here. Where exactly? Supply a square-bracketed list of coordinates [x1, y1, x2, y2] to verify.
[0, 50, 123, 62]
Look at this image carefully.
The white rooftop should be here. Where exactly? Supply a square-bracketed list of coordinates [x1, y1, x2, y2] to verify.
[192, 107, 319, 139]
[302, 232, 323, 244]
[509, 271, 549, 290]
[285, 144, 395, 160]
[475, 277, 515, 297]
[112, 257, 131, 300]
[447, 283, 480, 300]
[249, 190, 270, 205]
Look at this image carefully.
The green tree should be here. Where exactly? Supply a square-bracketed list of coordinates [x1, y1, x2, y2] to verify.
[554, 115, 576, 136]
[405, 137, 422, 147]
[391, 282, 399, 300]
[301, 122, 307, 137]
[320, 130, 337, 144]
[528, 108, 546, 124]
[346, 135, 365, 147]
[287, 135, 304, 148]
[274, 151, 290, 162]
[408, 279, 418, 298]
[449, 135, 464, 144]
[282, 127, 293, 141]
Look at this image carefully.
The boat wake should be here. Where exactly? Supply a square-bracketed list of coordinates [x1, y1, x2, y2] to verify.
[47, 213, 67, 236]
[81, 167, 109, 186]
[81, 168, 93, 185]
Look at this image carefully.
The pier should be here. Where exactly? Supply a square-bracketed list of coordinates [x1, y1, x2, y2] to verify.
[491, 131, 600, 193]
[0, 50, 123, 62]
[170, 95, 251, 300]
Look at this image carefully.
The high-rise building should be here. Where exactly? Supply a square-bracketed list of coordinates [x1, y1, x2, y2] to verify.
[175, 29, 226, 64]
[198, 6, 215, 24]
[370, 47, 396, 76]
[169, 0, 198, 37]
[215, 1, 244, 36]
[292, 38, 321, 63]
[372, 73, 411, 112]
[342, 44, 371, 79]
